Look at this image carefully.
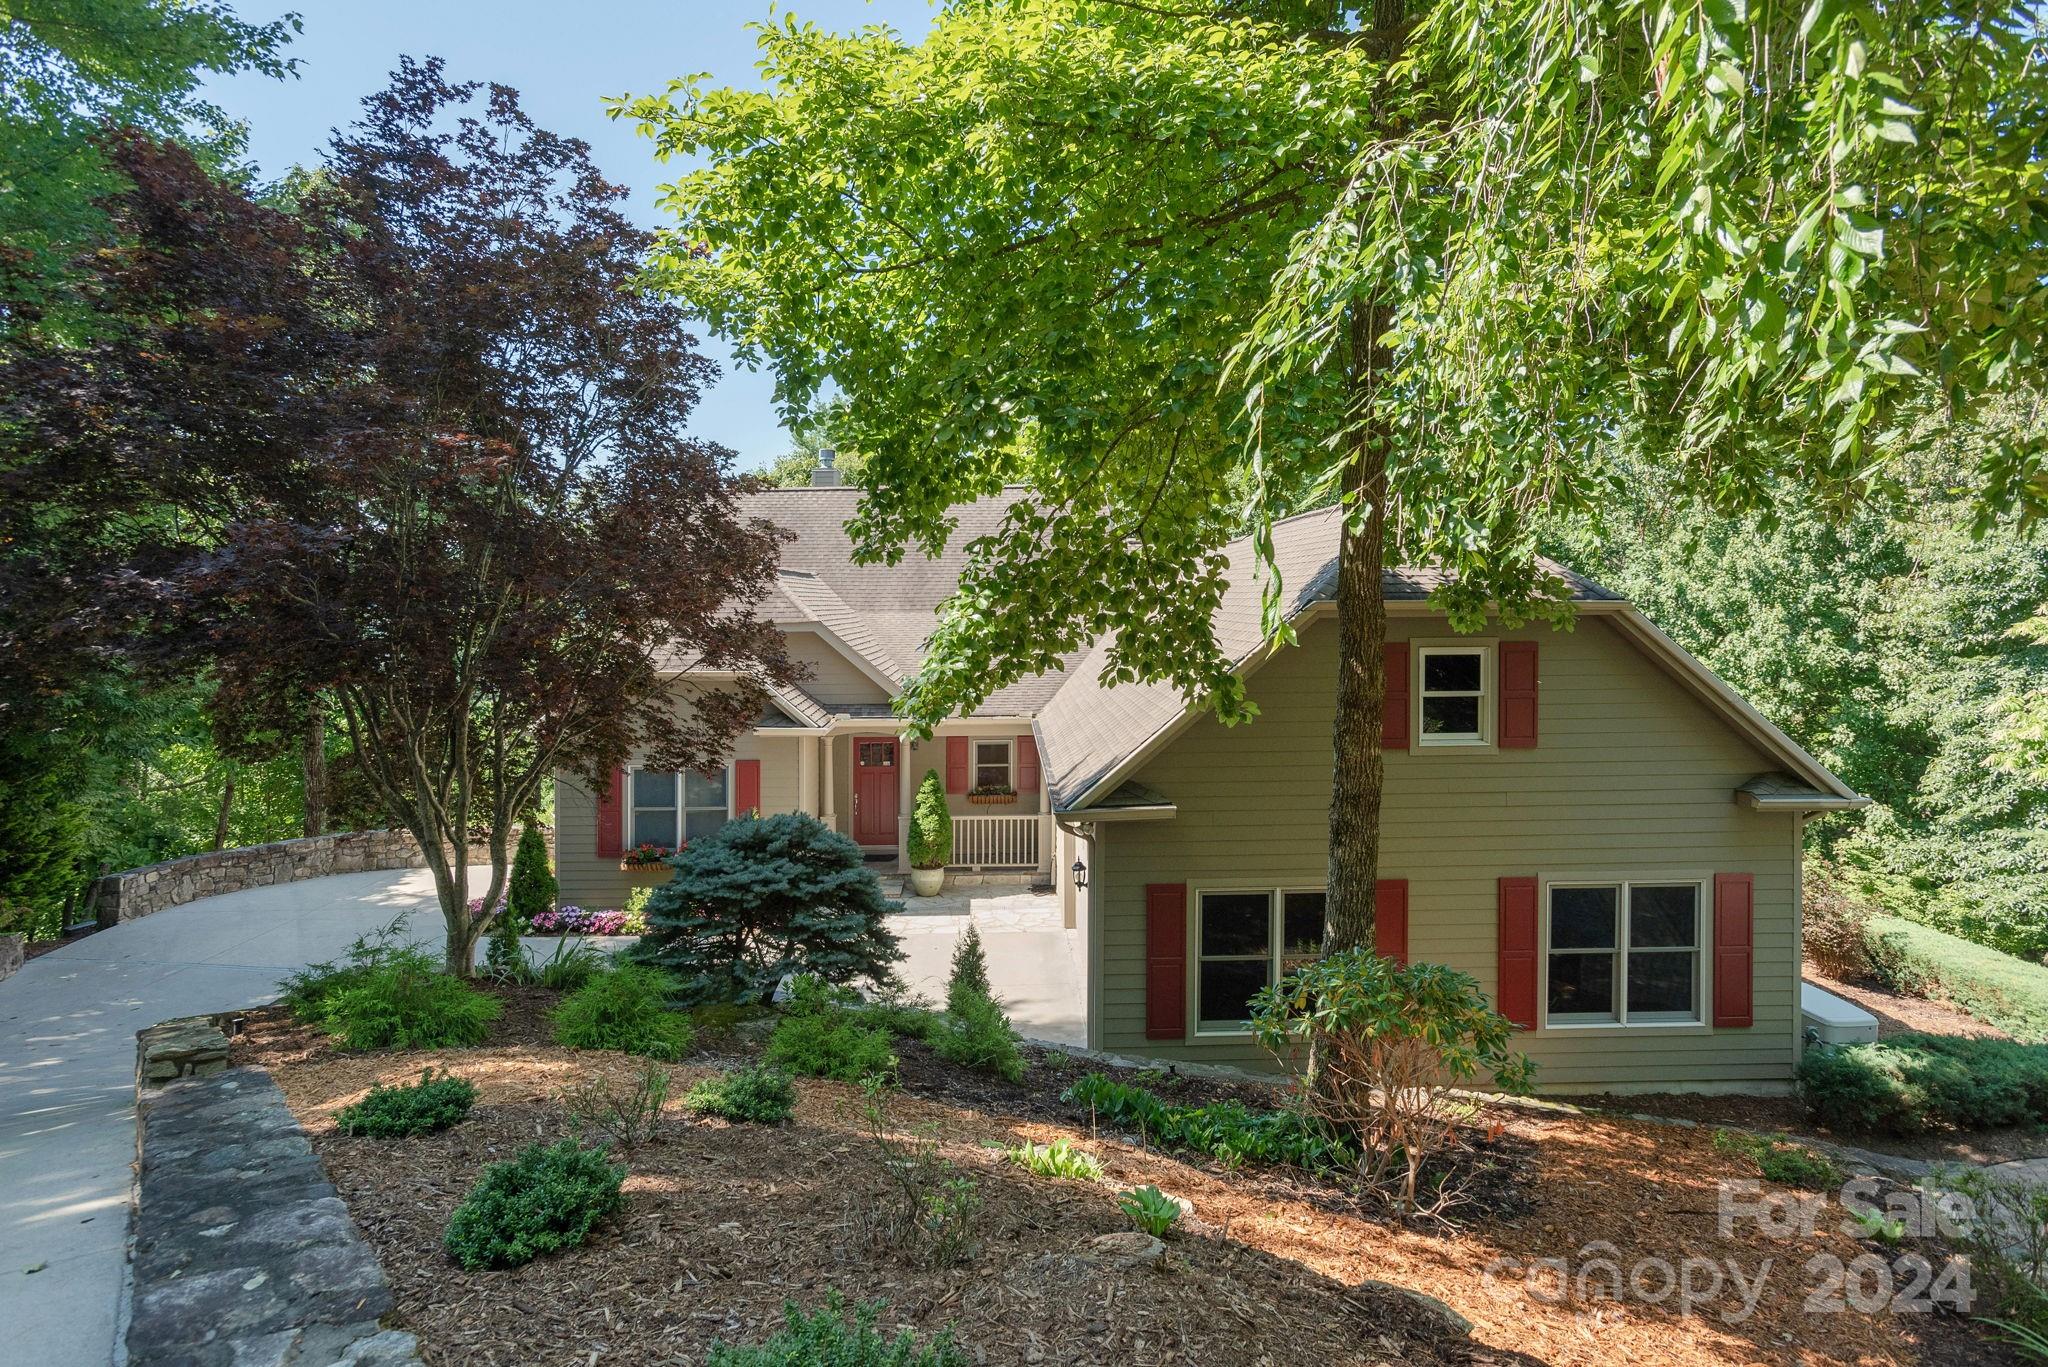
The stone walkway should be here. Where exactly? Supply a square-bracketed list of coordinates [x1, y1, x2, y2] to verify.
[0, 866, 1080, 1367]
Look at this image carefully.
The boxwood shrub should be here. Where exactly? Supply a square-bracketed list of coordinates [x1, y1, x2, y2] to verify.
[336, 1069, 477, 1138]
[443, 1140, 625, 1270]
[685, 1065, 799, 1124]
[1797, 1032, 2048, 1135]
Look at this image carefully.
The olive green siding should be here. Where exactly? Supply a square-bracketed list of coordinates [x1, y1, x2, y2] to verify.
[554, 729, 809, 910]
[786, 630, 892, 706]
[1096, 613, 1801, 1092]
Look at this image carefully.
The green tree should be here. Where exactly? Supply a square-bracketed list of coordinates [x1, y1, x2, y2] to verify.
[758, 396, 868, 487]
[631, 812, 904, 1004]
[907, 769, 951, 870]
[0, 0, 298, 336]
[507, 825, 557, 926]
[624, 0, 2046, 951]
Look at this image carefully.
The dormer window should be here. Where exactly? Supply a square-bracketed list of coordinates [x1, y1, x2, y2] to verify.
[1418, 645, 1489, 745]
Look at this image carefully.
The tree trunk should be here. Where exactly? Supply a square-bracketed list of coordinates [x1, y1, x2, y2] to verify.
[1323, 0, 1407, 954]
[1325, 429, 1389, 952]
[211, 772, 235, 852]
[301, 699, 328, 839]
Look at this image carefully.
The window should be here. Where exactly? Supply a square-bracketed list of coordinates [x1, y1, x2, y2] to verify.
[1195, 889, 1326, 1033]
[1418, 646, 1488, 744]
[629, 768, 729, 848]
[1545, 880, 1703, 1025]
[973, 739, 1012, 790]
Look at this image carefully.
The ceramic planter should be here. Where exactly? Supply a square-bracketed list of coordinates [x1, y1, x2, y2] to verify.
[909, 866, 946, 896]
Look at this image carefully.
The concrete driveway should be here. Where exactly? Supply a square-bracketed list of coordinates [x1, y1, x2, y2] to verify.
[0, 866, 1079, 1366]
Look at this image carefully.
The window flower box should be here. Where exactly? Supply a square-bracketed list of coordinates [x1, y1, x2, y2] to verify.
[619, 843, 674, 883]
[966, 786, 1018, 806]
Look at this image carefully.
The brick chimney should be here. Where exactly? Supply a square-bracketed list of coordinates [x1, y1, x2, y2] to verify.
[809, 447, 843, 487]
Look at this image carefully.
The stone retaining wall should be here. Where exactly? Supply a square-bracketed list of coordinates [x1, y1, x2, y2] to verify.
[91, 827, 550, 928]
[129, 1061, 421, 1367]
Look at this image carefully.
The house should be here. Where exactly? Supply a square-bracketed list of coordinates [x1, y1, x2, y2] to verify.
[555, 465, 1868, 1094]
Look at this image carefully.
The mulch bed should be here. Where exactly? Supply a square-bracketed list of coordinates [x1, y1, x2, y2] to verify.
[238, 993, 2014, 1367]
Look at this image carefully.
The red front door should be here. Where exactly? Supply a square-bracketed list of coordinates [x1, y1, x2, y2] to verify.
[852, 736, 899, 847]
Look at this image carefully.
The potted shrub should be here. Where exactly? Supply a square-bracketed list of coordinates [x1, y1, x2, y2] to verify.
[966, 784, 1017, 806]
[619, 842, 675, 885]
[907, 770, 951, 896]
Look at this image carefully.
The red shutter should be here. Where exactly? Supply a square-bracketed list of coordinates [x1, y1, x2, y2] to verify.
[596, 768, 625, 859]
[1145, 883, 1188, 1041]
[946, 736, 969, 793]
[1382, 641, 1411, 750]
[1016, 735, 1040, 794]
[1497, 876, 1539, 1029]
[1499, 640, 1539, 748]
[1713, 873, 1755, 1028]
[733, 759, 762, 818]
[1374, 878, 1409, 965]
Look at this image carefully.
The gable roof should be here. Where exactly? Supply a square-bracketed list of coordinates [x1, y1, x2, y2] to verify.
[1031, 505, 1862, 813]
[733, 489, 1863, 814]
[741, 487, 1079, 717]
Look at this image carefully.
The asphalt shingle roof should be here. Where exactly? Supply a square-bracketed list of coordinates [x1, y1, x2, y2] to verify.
[738, 491, 1626, 808]
[1032, 506, 1619, 810]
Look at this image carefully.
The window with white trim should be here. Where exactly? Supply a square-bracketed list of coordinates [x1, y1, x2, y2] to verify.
[629, 768, 729, 848]
[1418, 645, 1489, 744]
[973, 739, 1012, 790]
[1195, 888, 1326, 1033]
[1546, 880, 1703, 1025]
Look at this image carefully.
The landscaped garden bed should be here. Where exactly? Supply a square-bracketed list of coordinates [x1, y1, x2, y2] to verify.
[235, 992, 2006, 1367]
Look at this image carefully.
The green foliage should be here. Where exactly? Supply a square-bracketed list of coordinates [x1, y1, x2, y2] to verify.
[685, 1065, 799, 1125]
[562, 1060, 672, 1149]
[945, 924, 990, 1015]
[1864, 916, 2048, 1043]
[1709, 1129, 1843, 1190]
[507, 827, 556, 925]
[630, 813, 904, 1006]
[623, 0, 2048, 756]
[706, 1294, 966, 1367]
[336, 1069, 477, 1139]
[1848, 1207, 1907, 1246]
[1250, 950, 1534, 1203]
[928, 987, 1025, 1083]
[767, 1009, 898, 1084]
[442, 1140, 625, 1271]
[313, 935, 501, 1051]
[552, 965, 694, 1060]
[1554, 459, 2048, 964]
[1004, 1138, 1101, 1182]
[1, 0, 298, 335]
[907, 771, 951, 870]
[1797, 1033, 2048, 1135]
[1060, 1074, 1352, 1172]
[1933, 1165, 2048, 1354]
[1117, 1185, 1182, 1238]
[537, 937, 605, 992]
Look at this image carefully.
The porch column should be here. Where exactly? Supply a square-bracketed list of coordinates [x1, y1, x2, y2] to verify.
[1037, 750, 1054, 876]
[896, 732, 911, 871]
[796, 733, 817, 816]
[819, 734, 836, 834]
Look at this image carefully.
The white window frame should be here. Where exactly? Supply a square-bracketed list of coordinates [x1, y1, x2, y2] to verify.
[1538, 874, 1712, 1032]
[1190, 885, 1327, 1038]
[1413, 640, 1494, 749]
[627, 764, 733, 848]
[971, 736, 1014, 791]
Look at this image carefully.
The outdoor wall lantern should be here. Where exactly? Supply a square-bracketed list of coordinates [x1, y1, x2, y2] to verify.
[1071, 858, 1088, 888]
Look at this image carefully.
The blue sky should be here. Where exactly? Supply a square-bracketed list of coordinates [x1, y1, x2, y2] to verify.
[198, 0, 938, 471]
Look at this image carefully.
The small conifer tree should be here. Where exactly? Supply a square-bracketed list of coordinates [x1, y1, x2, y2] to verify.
[907, 770, 951, 870]
[947, 922, 992, 1017]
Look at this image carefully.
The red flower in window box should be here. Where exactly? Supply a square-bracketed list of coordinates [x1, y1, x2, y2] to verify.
[618, 842, 674, 870]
